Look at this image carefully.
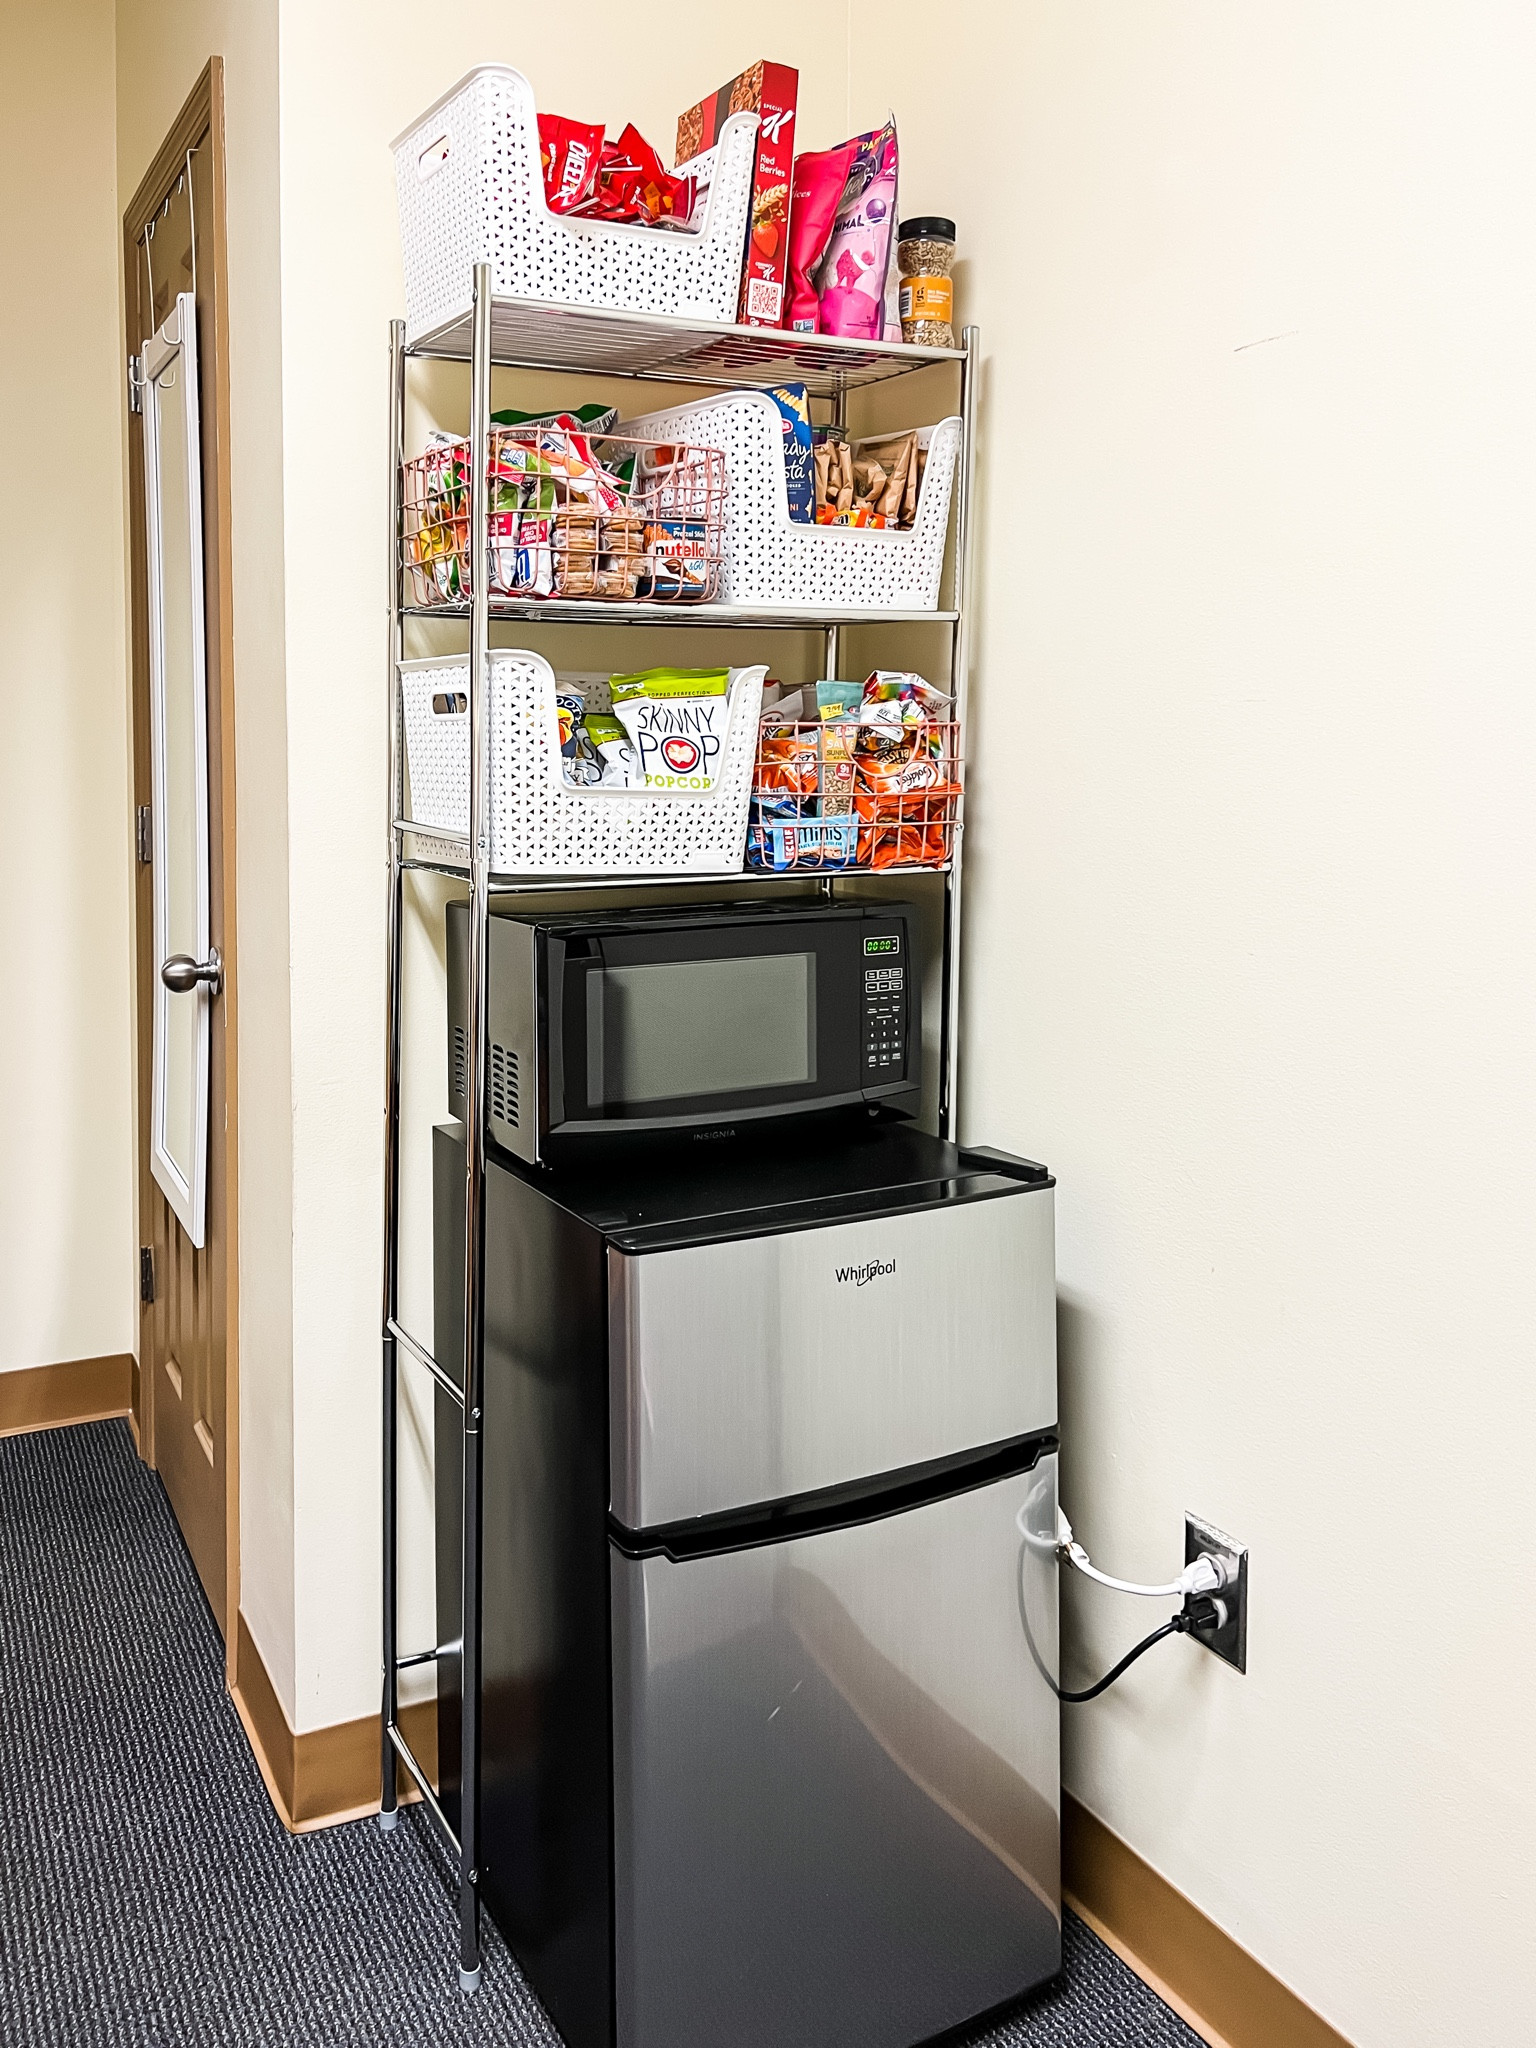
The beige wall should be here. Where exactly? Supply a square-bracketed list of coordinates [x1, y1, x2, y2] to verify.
[855, 7, 1536, 2046]
[0, 1, 135, 1375]
[115, 0, 295, 1707]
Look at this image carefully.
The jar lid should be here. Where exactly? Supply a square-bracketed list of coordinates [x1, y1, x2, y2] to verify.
[899, 216, 955, 243]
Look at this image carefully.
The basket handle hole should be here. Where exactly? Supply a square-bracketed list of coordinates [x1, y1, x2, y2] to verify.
[417, 135, 451, 180]
[431, 691, 467, 715]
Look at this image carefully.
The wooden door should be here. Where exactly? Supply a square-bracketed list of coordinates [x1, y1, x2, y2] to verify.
[125, 64, 239, 1644]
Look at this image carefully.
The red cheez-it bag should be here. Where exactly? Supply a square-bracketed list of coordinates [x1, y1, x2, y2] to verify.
[537, 114, 604, 214]
[675, 61, 799, 326]
[538, 116, 695, 225]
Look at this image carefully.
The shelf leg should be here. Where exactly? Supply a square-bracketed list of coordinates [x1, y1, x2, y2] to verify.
[939, 325, 980, 1142]
[379, 316, 407, 1833]
[454, 258, 495, 2000]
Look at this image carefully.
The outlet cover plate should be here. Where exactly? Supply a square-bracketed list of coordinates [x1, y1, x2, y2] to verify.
[1185, 1514, 1247, 1672]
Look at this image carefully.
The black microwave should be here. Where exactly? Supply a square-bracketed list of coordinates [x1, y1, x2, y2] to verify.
[446, 899, 920, 1165]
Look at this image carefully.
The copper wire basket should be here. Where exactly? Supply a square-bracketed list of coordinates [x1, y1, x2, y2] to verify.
[747, 719, 962, 872]
[401, 424, 726, 606]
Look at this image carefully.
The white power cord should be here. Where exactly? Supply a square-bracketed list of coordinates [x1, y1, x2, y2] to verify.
[1054, 1508, 1229, 1600]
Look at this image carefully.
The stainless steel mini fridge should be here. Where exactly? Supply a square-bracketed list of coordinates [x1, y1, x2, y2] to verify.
[433, 1122, 1060, 2048]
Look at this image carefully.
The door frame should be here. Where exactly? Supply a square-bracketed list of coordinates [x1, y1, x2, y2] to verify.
[124, 58, 240, 1678]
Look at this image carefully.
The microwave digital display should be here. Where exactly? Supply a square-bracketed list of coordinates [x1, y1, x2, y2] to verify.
[587, 953, 817, 1107]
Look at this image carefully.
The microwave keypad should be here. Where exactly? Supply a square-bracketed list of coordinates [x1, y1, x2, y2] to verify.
[863, 965, 905, 1073]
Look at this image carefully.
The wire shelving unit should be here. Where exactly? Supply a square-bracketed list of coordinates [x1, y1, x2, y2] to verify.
[378, 268, 980, 1989]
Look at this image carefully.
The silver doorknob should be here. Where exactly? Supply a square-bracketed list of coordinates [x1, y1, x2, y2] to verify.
[161, 948, 223, 996]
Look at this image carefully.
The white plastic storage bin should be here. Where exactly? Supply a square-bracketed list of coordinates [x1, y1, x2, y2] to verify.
[617, 393, 963, 611]
[393, 67, 758, 343]
[401, 652, 765, 876]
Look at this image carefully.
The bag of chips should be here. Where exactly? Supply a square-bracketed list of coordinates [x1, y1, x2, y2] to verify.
[854, 786, 955, 868]
[756, 721, 820, 796]
[538, 115, 605, 214]
[582, 713, 640, 788]
[571, 124, 697, 228]
[786, 140, 858, 333]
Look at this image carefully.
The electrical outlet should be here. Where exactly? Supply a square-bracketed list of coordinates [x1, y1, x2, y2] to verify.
[1185, 1514, 1247, 1672]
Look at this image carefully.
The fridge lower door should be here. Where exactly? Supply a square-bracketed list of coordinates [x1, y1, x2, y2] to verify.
[611, 1452, 1060, 2048]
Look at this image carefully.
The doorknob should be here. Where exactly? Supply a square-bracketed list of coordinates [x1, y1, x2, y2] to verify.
[161, 948, 223, 996]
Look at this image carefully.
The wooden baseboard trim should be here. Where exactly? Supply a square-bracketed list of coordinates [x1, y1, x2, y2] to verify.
[0, 1354, 134, 1438]
[1063, 1794, 1354, 2048]
[231, 1612, 433, 1834]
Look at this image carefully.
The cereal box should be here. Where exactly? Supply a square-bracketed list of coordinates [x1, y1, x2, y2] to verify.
[676, 61, 798, 327]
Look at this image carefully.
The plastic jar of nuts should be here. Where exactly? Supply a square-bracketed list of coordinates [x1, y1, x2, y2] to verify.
[897, 217, 956, 347]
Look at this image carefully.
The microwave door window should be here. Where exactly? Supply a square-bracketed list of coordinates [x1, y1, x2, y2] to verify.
[588, 953, 817, 1110]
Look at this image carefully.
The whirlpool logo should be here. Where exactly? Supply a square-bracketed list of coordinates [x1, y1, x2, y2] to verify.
[836, 1257, 897, 1288]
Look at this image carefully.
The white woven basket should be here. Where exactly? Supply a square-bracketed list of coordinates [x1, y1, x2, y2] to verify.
[401, 652, 764, 876]
[617, 393, 962, 610]
[393, 67, 757, 343]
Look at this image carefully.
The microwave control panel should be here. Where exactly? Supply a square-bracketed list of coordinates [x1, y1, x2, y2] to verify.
[862, 931, 908, 1083]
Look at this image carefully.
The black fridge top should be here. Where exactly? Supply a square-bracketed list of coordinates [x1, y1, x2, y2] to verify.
[444, 1119, 1052, 1253]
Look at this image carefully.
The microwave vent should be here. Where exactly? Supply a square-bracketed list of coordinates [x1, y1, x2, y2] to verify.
[489, 1042, 520, 1129]
[452, 1025, 467, 1106]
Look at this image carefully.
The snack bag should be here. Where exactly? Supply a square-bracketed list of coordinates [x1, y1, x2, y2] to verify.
[538, 114, 605, 214]
[854, 787, 955, 868]
[759, 384, 814, 522]
[611, 668, 731, 790]
[816, 680, 863, 720]
[819, 721, 856, 816]
[787, 142, 857, 333]
[861, 670, 950, 727]
[756, 720, 820, 796]
[581, 713, 639, 789]
[815, 120, 899, 342]
[574, 125, 696, 227]
[677, 62, 798, 324]
[852, 429, 920, 526]
[556, 689, 586, 760]
[491, 402, 619, 435]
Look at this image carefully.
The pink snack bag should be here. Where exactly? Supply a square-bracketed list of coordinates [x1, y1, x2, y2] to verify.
[786, 140, 857, 334]
[814, 119, 899, 341]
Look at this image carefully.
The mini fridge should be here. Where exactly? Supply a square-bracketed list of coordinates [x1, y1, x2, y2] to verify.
[432, 1120, 1061, 2048]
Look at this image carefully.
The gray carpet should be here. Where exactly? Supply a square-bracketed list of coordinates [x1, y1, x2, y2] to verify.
[0, 1420, 1201, 2047]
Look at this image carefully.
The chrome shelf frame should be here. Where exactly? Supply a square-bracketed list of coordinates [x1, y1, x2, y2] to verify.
[379, 273, 979, 1993]
[402, 600, 960, 628]
[405, 293, 964, 396]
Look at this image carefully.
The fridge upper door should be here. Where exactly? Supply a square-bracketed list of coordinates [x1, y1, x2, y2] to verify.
[609, 1181, 1054, 1530]
[611, 1452, 1061, 2048]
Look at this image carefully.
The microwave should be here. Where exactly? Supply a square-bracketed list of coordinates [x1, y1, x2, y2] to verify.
[446, 899, 920, 1165]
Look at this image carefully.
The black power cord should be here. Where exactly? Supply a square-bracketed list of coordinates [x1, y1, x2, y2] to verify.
[1054, 1598, 1219, 1703]
[1016, 1555, 1222, 1706]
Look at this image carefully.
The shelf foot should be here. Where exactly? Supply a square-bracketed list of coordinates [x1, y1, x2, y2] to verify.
[459, 1965, 482, 1996]
[377, 1806, 399, 1833]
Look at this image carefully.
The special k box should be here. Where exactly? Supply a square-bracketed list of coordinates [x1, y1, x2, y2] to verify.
[676, 60, 798, 327]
